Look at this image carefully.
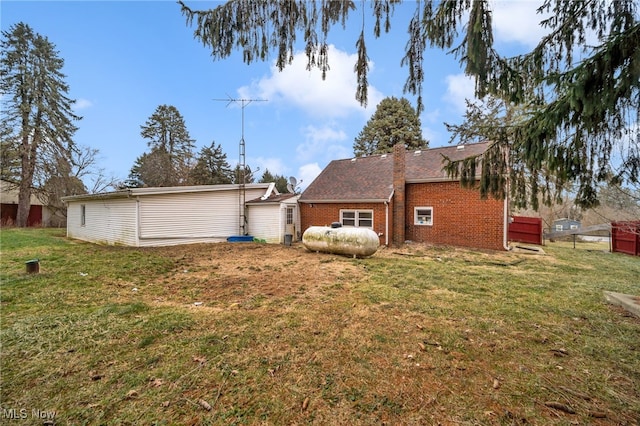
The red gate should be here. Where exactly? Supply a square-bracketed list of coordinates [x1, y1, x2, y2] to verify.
[612, 221, 640, 256]
[508, 216, 543, 245]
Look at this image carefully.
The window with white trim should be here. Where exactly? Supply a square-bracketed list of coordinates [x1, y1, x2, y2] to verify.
[80, 204, 86, 226]
[286, 207, 294, 225]
[414, 207, 433, 226]
[340, 210, 373, 228]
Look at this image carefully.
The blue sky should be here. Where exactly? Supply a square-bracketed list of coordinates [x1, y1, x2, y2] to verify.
[2, 1, 549, 190]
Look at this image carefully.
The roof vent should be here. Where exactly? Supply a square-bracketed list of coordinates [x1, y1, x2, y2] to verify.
[351, 158, 357, 162]
[381, 154, 387, 158]
[413, 150, 422, 156]
[457, 145, 465, 150]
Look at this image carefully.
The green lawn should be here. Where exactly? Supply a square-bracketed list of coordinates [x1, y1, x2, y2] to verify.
[1, 228, 638, 425]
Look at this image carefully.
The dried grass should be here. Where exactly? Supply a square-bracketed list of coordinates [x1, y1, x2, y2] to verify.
[1, 229, 638, 424]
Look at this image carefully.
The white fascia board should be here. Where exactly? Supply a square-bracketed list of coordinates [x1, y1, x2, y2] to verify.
[62, 183, 272, 202]
[299, 198, 388, 204]
[129, 183, 270, 196]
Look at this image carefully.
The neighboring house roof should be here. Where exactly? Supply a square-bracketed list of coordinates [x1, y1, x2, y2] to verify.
[61, 183, 272, 202]
[299, 142, 491, 203]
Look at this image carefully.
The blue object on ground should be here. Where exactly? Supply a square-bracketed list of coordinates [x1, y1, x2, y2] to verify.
[227, 235, 255, 242]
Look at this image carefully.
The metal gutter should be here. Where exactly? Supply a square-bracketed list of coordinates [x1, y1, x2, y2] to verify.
[61, 190, 132, 202]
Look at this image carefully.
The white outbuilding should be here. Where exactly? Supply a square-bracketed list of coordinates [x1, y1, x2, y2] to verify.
[246, 192, 300, 244]
[62, 183, 295, 247]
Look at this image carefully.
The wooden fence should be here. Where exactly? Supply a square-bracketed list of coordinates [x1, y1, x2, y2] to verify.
[508, 216, 543, 245]
[612, 221, 640, 256]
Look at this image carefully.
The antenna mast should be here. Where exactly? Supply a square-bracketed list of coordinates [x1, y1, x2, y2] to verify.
[213, 96, 267, 235]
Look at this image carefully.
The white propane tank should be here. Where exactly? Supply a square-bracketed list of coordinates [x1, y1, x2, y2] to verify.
[302, 226, 380, 257]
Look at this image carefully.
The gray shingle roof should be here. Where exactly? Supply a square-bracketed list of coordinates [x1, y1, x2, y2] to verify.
[299, 142, 490, 202]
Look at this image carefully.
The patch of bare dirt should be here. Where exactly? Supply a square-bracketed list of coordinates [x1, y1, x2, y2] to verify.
[150, 242, 366, 306]
[142, 241, 535, 309]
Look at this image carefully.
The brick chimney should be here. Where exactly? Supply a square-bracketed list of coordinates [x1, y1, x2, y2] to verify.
[392, 143, 406, 247]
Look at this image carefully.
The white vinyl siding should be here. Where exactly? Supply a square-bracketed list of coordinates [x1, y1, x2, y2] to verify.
[138, 192, 236, 239]
[247, 201, 299, 244]
[65, 185, 274, 247]
[67, 198, 138, 246]
[246, 204, 281, 243]
[137, 187, 266, 245]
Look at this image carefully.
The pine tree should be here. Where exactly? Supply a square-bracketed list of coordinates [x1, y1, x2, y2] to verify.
[126, 148, 174, 188]
[179, 0, 639, 208]
[1, 22, 81, 226]
[258, 169, 289, 193]
[137, 105, 195, 186]
[273, 175, 289, 194]
[353, 96, 427, 157]
[189, 142, 233, 185]
[259, 169, 275, 184]
[0, 120, 21, 184]
[232, 164, 255, 184]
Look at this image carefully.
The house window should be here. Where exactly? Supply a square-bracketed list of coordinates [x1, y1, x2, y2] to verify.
[414, 207, 433, 226]
[80, 204, 86, 226]
[570, 224, 578, 230]
[555, 224, 563, 231]
[340, 210, 373, 228]
[286, 207, 294, 225]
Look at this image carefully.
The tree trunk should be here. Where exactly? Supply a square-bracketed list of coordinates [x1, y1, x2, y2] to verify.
[16, 178, 31, 227]
[16, 124, 38, 227]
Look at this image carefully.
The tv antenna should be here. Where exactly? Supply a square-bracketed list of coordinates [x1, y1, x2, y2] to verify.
[214, 95, 267, 235]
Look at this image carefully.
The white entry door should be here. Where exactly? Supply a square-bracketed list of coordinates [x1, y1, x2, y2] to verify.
[285, 206, 296, 237]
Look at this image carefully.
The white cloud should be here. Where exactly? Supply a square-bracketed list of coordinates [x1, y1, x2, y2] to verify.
[73, 98, 93, 110]
[238, 45, 383, 119]
[298, 163, 322, 190]
[251, 156, 287, 177]
[296, 124, 350, 164]
[443, 74, 476, 114]
[491, 1, 552, 48]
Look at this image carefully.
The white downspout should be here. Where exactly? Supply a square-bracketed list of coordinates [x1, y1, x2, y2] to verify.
[385, 190, 394, 247]
[135, 196, 141, 246]
[503, 144, 511, 251]
[504, 197, 511, 251]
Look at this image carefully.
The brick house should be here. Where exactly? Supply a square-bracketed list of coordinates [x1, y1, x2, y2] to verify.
[298, 142, 508, 251]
